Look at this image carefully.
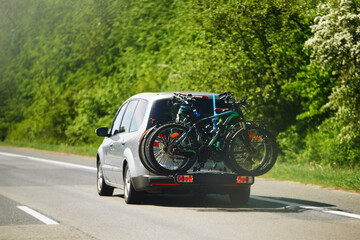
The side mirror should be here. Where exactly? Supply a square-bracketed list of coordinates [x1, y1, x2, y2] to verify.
[96, 127, 109, 137]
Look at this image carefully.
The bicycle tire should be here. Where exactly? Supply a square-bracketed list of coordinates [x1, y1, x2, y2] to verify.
[222, 130, 240, 172]
[138, 126, 165, 175]
[227, 126, 277, 176]
[146, 123, 197, 175]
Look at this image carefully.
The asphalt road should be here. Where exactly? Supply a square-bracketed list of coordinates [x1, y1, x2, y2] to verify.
[0, 146, 359, 240]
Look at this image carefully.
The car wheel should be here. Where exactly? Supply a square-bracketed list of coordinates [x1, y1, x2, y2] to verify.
[97, 160, 114, 196]
[124, 164, 143, 204]
[229, 186, 250, 206]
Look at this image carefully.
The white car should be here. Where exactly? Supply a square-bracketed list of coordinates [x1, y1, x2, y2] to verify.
[96, 92, 254, 205]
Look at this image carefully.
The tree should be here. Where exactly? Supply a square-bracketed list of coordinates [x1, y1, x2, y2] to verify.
[176, 0, 318, 134]
[302, 0, 360, 166]
[305, 0, 360, 151]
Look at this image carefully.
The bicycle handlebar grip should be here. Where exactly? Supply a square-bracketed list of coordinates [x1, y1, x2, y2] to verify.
[219, 91, 233, 100]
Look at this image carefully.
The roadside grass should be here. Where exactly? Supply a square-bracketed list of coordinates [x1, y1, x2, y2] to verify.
[261, 162, 360, 192]
[0, 140, 98, 157]
[1, 140, 359, 192]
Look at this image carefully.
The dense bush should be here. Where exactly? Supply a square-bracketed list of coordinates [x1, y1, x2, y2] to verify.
[0, 0, 358, 168]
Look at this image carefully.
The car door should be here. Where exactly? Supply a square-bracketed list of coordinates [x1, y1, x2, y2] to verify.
[103, 102, 128, 183]
[112, 99, 149, 185]
[111, 100, 139, 185]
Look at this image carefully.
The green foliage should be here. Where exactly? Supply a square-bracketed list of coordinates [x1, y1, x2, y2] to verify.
[0, 0, 359, 169]
[303, 0, 360, 166]
[280, 118, 359, 168]
[0, 0, 190, 145]
[177, 0, 318, 133]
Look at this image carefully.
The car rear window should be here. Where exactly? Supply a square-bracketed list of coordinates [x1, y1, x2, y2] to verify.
[148, 99, 176, 127]
[147, 96, 229, 128]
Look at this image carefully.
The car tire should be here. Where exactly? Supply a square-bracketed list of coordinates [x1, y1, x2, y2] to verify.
[229, 186, 250, 206]
[124, 164, 143, 204]
[97, 160, 114, 196]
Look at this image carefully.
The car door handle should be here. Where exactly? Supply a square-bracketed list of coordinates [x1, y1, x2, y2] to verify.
[121, 139, 126, 145]
[109, 142, 114, 147]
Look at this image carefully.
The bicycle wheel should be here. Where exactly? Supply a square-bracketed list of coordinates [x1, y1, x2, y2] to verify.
[222, 130, 241, 172]
[146, 123, 197, 175]
[227, 126, 277, 176]
[138, 126, 164, 175]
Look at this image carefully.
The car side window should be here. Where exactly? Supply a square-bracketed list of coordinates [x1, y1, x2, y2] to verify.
[129, 99, 148, 132]
[111, 102, 128, 135]
[119, 100, 138, 133]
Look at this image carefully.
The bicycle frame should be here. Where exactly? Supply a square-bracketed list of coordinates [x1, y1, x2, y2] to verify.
[171, 92, 265, 166]
[176, 110, 240, 150]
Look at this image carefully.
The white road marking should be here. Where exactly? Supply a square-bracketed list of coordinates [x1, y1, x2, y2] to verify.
[17, 206, 59, 225]
[0, 152, 96, 171]
[251, 196, 360, 220]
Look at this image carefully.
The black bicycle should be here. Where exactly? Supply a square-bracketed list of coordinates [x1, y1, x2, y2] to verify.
[218, 92, 278, 176]
[144, 92, 277, 176]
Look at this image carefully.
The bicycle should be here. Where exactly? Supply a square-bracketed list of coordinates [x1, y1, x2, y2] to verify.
[215, 92, 278, 176]
[144, 92, 277, 176]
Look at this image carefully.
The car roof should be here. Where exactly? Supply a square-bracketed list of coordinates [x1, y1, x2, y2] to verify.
[127, 92, 220, 102]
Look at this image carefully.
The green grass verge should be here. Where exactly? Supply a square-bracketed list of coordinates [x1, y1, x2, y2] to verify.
[1, 140, 359, 192]
[261, 162, 360, 192]
[0, 140, 98, 157]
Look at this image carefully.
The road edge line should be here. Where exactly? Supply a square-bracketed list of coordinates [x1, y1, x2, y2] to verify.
[17, 206, 59, 225]
[0, 151, 96, 171]
[251, 196, 360, 220]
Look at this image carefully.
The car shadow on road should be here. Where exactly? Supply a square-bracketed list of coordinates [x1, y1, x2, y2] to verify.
[115, 193, 336, 214]
[196, 196, 336, 213]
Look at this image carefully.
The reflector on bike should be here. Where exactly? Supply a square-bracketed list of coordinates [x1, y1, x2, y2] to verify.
[170, 132, 180, 138]
[248, 132, 261, 141]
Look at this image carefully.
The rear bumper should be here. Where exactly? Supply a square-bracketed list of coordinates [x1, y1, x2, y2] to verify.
[132, 171, 254, 194]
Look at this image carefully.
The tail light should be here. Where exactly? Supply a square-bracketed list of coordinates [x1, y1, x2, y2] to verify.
[176, 175, 194, 183]
[236, 176, 253, 184]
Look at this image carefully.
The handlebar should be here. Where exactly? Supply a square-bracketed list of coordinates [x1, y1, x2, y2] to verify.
[218, 91, 232, 100]
[218, 92, 247, 106]
[172, 92, 208, 106]
[171, 92, 247, 108]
